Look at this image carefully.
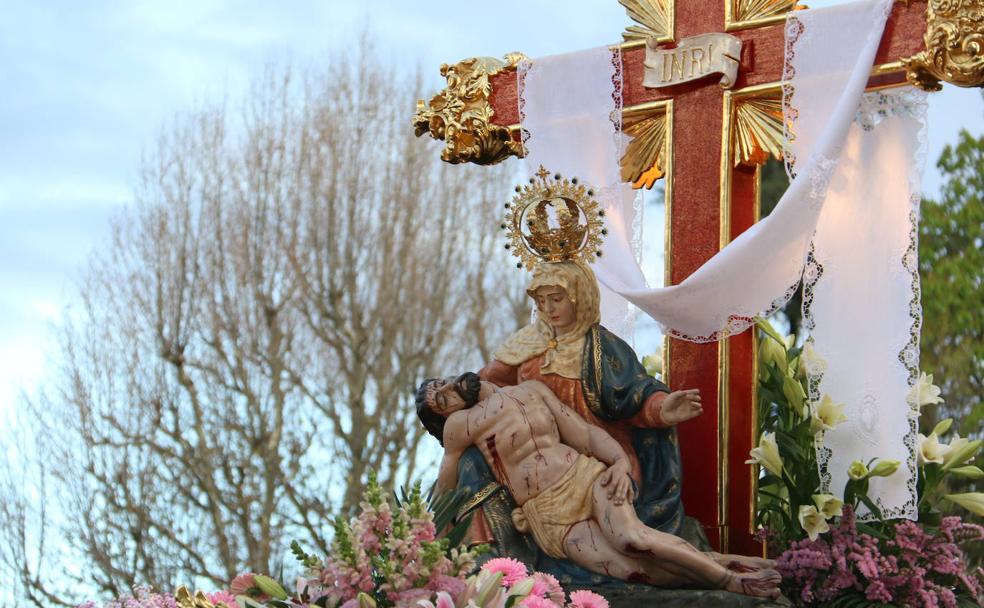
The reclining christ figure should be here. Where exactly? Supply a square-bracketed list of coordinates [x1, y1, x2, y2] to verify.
[416, 373, 781, 599]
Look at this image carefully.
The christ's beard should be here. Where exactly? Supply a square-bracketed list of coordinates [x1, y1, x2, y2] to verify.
[454, 372, 481, 407]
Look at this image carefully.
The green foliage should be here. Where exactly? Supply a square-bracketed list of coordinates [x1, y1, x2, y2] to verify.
[759, 159, 803, 336]
[919, 129, 984, 435]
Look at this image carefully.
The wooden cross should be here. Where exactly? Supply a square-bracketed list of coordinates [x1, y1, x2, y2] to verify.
[414, 0, 977, 554]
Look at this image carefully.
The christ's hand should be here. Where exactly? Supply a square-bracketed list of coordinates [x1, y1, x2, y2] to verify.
[660, 389, 703, 425]
[599, 459, 634, 506]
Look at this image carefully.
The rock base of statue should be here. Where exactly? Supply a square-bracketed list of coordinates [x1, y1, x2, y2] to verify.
[565, 518, 791, 607]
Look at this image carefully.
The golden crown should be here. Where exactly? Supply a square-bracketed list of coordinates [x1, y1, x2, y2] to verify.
[502, 166, 607, 270]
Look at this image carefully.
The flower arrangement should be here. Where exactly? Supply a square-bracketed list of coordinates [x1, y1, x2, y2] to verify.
[751, 319, 984, 606]
[79, 475, 611, 608]
[779, 506, 983, 606]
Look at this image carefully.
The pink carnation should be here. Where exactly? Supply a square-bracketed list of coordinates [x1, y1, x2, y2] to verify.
[229, 572, 257, 596]
[530, 572, 564, 602]
[205, 591, 237, 607]
[520, 595, 559, 608]
[568, 589, 609, 608]
[481, 558, 529, 586]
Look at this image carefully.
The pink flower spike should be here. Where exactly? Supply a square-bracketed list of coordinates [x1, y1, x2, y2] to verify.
[568, 589, 609, 608]
[481, 558, 529, 586]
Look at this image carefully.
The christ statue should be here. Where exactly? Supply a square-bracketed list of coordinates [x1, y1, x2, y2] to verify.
[416, 373, 781, 599]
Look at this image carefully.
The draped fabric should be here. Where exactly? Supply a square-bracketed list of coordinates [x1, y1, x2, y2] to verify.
[516, 0, 924, 518]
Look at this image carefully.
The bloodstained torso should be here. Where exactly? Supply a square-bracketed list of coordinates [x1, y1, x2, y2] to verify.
[449, 382, 580, 506]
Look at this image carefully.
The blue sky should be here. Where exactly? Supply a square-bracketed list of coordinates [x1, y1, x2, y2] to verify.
[0, 1, 981, 419]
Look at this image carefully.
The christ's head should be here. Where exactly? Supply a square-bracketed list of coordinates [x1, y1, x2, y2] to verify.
[415, 372, 482, 444]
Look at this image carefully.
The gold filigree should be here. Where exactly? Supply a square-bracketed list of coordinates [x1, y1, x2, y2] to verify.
[413, 54, 527, 165]
[726, 0, 801, 31]
[902, 0, 984, 91]
[503, 166, 606, 270]
[621, 109, 668, 188]
[175, 587, 223, 608]
[619, 0, 674, 43]
[732, 95, 784, 166]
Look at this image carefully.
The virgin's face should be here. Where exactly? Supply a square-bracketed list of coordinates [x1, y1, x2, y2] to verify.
[533, 285, 577, 335]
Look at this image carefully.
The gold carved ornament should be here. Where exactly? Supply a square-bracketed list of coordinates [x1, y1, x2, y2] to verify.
[730, 0, 800, 23]
[731, 93, 785, 166]
[619, 0, 674, 43]
[502, 166, 607, 271]
[174, 587, 223, 608]
[413, 54, 527, 165]
[621, 110, 668, 188]
[902, 0, 984, 91]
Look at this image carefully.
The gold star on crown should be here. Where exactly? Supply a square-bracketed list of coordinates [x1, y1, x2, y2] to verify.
[501, 166, 607, 270]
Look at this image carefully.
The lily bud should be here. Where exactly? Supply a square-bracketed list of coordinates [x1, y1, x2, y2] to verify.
[782, 375, 807, 417]
[357, 592, 378, 608]
[507, 577, 535, 599]
[254, 575, 289, 601]
[868, 459, 901, 478]
[948, 466, 984, 480]
[943, 493, 984, 517]
[760, 336, 787, 372]
[847, 460, 869, 480]
[931, 418, 953, 436]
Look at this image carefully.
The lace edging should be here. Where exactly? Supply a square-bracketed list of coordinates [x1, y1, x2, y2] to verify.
[810, 88, 927, 521]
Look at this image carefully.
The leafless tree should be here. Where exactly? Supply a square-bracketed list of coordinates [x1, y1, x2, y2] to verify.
[0, 43, 527, 606]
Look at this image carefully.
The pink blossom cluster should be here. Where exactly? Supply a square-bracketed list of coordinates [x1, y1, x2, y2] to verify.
[777, 507, 984, 607]
[76, 586, 179, 608]
[475, 558, 607, 608]
[304, 478, 477, 608]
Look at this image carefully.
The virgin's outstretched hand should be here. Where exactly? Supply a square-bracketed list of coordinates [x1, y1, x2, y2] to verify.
[660, 388, 703, 425]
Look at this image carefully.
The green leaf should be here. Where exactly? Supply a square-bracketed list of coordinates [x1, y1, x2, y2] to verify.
[444, 510, 476, 550]
[756, 318, 787, 344]
[856, 493, 883, 521]
[855, 521, 888, 540]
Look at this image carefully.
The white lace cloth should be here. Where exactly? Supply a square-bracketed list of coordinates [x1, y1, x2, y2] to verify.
[517, 0, 923, 518]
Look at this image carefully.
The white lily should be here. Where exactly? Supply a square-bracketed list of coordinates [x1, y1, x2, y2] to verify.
[746, 432, 783, 477]
[810, 395, 848, 435]
[942, 435, 982, 471]
[798, 505, 829, 540]
[905, 371, 943, 408]
[917, 432, 949, 465]
[848, 460, 869, 480]
[812, 494, 844, 519]
[798, 342, 826, 379]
